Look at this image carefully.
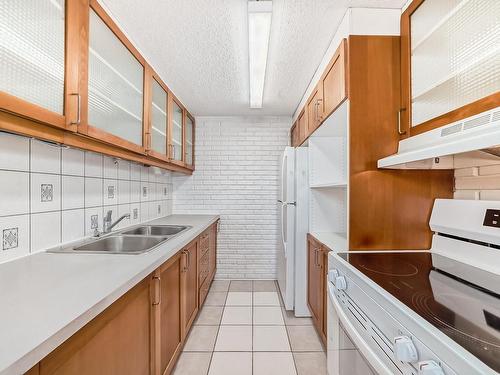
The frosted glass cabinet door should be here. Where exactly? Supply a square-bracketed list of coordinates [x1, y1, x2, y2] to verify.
[171, 101, 184, 162]
[409, 0, 500, 127]
[0, 0, 65, 115]
[185, 115, 194, 167]
[88, 9, 144, 147]
[151, 79, 168, 156]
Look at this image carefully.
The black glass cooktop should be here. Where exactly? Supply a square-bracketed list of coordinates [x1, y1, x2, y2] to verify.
[339, 252, 500, 372]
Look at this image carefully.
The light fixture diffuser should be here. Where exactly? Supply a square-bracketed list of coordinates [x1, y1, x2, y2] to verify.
[248, 0, 272, 109]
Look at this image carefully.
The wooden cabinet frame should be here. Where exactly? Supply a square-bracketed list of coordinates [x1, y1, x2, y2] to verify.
[400, 0, 500, 139]
[168, 95, 186, 167]
[0, 0, 195, 174]
[146, 70, 170, 163]
[79, 0, 146, 155]
[185, 112, 196, 170]
[0, 0, 83, 131]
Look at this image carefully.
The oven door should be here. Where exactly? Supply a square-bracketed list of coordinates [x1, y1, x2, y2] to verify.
[327, 282, 391, 375]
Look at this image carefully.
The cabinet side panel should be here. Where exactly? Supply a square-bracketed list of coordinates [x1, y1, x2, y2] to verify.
[348, 35, 453, 250]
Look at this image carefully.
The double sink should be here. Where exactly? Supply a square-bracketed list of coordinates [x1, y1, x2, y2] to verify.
[49, 225, 191, 255]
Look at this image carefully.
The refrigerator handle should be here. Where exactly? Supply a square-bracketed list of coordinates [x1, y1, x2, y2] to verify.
[281, 203, 287, 257]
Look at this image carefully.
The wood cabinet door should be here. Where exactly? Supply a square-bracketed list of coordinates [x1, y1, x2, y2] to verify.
[290, 123, 297, 146]
[181, 241, 198, 338]
[39, 278, 152, 375]
[306, 87, 323, 135]
[185, 113, 195, 169]
[169, 97, 185, 166]
[297, 110, 307, 145]
[321, 39, 347, 120]
[81, 1, 146, 155]
[307, 235, 323, 332]
[152, 254, 182, 375]
[147, 72, 170, 163]
[209, 222, 218, 281]
[0, 0, 81, 132]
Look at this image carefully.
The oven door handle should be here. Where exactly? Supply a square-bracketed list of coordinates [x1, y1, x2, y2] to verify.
[328, 283, 393, 375]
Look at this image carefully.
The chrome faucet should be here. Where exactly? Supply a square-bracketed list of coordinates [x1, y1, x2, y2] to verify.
[97, 210, 130, 236]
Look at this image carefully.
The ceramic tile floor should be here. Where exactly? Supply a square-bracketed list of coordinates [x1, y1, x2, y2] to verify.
[173, 280, 327, 375]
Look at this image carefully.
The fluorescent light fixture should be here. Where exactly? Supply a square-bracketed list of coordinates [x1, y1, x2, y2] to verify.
[248, 0, 272, 109]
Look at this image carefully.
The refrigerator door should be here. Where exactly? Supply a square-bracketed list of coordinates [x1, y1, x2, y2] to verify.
[277, 147, 296, 310]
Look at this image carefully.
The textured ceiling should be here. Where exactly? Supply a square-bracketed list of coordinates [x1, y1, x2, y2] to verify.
[99, 0, 407, 116]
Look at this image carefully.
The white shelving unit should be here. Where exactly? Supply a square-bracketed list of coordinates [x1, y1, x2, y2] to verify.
[307, 101, 349, 250]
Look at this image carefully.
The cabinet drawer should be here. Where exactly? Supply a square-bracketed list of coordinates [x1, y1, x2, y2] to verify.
[198, 251, 210, 285]
[199, 277, 211, 306]
[199, 232, 210, 253]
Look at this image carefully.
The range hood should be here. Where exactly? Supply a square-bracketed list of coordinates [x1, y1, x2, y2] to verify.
[378, 107, 500, 169]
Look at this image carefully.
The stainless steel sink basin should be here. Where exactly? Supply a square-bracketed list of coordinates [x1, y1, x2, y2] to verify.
[121, 225, 190, 236]
[72, 236, 169, 254]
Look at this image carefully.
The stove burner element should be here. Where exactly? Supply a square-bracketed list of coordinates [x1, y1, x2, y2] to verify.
[358, 260, 419, 277]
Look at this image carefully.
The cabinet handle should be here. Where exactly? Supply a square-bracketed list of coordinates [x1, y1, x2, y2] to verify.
[398, 108, 406, 135]
[314, 248, 319, 267]
[187, 249, 191, 270]
[70, 93, 81, 125]
[316, 99, 323, 122]
[152, 276, 161, 305]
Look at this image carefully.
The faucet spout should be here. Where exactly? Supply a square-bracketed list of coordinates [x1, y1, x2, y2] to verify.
[102, 211, 130, 234]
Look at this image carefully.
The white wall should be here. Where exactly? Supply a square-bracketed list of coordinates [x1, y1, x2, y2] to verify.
[0, 132, 173, 263]
[172, 116, 290, 279]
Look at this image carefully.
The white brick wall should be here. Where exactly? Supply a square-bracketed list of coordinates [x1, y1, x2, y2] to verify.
[454, 152, 500, 200]
[172, 117, 291, 279]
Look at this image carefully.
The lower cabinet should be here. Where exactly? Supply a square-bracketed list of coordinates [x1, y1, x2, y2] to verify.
[307, 233, 328, 347]
[38, 278, 153, 375]
[27, 221, 219, 375]
[152, 253, 182, 375]
[181, 240, 199, 338]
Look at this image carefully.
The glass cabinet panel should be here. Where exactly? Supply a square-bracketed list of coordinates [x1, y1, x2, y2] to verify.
[88, 9, 144, 145]
[0, 0, 65, 114]
[410, 0, 500, 126]
[185, 116, 194, 166]
[151, 79, 167, 155]
[171, 101, 183, 161]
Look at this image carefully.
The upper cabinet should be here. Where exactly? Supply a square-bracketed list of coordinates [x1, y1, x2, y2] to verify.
[0, 0, 195, 173]
[148, 75, 169, 161]
[185, 113, 195, 169]
[400, 0, 500, 137]
[292, 39, 347, 147]
[170, 98, 184, 165]
[0, 0, 79, 130]
[84, 4, 145, 153]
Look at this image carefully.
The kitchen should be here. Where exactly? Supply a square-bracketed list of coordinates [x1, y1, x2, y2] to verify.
[0, 0, 499, 375]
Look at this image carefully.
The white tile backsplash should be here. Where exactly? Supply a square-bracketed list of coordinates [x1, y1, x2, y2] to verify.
[31, 173, 61, 213]
[0, 171, 30, 216]
[31, 139, 61, 174]
[31, 211, 61, 253]
[0, 133, 173, 263]
[62, 209, 85, 243]
[62, 176, 85, 210]
[85, 177, 103, 208]
[84, 152, 103, 178]
[0, 215, 30, 260]
[62, 148, 85, 176]
[0, 132, 30, 171]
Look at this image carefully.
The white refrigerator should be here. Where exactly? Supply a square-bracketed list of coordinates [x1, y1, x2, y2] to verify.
[277, 146, 310, 317]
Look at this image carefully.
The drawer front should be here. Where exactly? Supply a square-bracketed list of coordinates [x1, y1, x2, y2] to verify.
[199, 231, 210, 253]
[198, 251, 210, 285]
[199, 277, 211, 306]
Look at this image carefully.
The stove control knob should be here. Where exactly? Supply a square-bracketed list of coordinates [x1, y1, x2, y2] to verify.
[335, 276, 347, 291]
[417, 360, 444, 375]
[394, 336, 418, 363]
[328, 269, 339, 282]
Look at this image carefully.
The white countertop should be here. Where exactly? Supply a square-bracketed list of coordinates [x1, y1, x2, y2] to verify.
[309, 231, 348, 252]
[0, 214, 219, 375]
